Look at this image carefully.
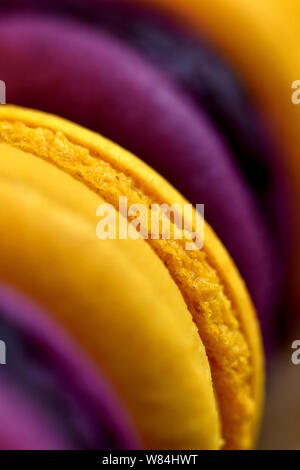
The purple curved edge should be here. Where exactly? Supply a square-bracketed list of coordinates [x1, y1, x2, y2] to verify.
[0, 13, 280, 349]
[0, 379, 72, 450]
[0, 283, 140, 450]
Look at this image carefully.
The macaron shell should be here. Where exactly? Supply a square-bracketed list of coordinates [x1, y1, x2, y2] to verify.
[0, 140, 222, 449]
[0, 106, 264, 449]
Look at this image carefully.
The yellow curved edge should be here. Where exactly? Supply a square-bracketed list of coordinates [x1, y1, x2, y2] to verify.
[0, 142, 222, 450]
[0, 106, 264, 449]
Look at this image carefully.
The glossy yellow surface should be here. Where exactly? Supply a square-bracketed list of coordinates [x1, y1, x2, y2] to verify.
[0, 106, 264, 449]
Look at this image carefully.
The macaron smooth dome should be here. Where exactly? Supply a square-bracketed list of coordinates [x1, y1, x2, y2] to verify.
[0, 125, 221, 451]
[0, 284, 139, 450]
[0, 105, 263, 449]
[0, 14, 277, 345]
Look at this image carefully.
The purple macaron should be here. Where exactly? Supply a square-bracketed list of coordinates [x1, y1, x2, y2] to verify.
[0, 9, 284, 351]
[0, 283, 139, 450]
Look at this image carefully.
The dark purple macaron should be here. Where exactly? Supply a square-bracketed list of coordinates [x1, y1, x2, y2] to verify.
[0, 283, 139, 450]
[0, 0, 292, 257]
[0, 11, 281, 351]
[0, 378, 71, 450]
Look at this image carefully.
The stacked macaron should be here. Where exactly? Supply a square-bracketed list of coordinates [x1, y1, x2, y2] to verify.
[0, 0, 296, 450]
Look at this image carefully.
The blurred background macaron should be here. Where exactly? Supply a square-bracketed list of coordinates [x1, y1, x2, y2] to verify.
[0, 284, 139, 450]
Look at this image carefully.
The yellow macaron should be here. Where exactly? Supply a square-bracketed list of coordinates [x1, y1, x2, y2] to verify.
[0, 105, 264, 449]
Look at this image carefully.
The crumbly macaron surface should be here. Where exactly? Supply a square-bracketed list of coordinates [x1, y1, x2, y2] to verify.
[0, 106, 264, 449]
